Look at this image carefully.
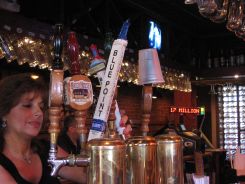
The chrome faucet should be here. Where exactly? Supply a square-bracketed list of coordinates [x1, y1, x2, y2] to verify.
[48, 154, 90, 176]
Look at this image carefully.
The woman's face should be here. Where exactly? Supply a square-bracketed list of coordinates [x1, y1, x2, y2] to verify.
[4, 92, 44, 138]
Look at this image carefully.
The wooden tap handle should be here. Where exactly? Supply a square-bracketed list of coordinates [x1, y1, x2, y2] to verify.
[74, 110, 88, 154]
[48, 107, 61, 145]
[141, 85, 153, 136]
[49, 70, 64, 107]
[75, 110, 87, 135]
[67, 75, 93, 111]
[49, 24, 64, 107]
[67, 31, 80, 75]
[52, 24, 64, 70]
[65, 32, 93, 111]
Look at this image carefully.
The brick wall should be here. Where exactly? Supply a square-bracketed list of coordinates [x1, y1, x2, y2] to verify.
[173, 90, 198, 130]
[117, 83, 173, 136]
[116, 84, 199, 136]
[41, 82, 198, 137]
[84, 83, 198, 136]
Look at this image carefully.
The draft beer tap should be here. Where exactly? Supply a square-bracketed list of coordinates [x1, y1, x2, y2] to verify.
[125, 48, 164, 184]
[48, 29, 92, 176]
[87, 20, 130, 184]
[65, 31, 93, 154]
[48, 24, 64, 163]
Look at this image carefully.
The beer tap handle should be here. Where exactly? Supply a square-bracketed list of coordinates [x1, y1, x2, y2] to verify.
[48, 107, 62, 160]
[66, 31, 93, 154]
[138, 47, 164, 136]
[88, 44, 106, 83]
[65, 31, 93, 111]
[52, 24, 64, 70]
[49, 24, 64, 107]
[141, 84, 153, 136]
[48, 24, 64, 162]
[88, 20, 130, 141]
[48, 27, 92, 178]
[67, 31, 80, 75]
[75, 110, 88, 154]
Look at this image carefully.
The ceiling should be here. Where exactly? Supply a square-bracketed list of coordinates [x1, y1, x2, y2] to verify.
[3, 0, 245, 70]
[17, 0, 230, 35]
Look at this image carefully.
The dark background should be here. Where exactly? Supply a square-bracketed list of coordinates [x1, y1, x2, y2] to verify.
[16, 0, 245, 71]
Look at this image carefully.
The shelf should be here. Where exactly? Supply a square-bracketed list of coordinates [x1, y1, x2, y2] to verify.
[191, 66, 245, 85]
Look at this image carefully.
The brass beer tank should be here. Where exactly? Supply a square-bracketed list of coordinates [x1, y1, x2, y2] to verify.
[87, 138, 126, 184]
[155, 135, 184, 184]
[125, 136, 156, 184]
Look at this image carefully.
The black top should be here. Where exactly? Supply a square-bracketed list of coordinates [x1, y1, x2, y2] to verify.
[57, 133, 80, 154]
[0, 140, 60, 184]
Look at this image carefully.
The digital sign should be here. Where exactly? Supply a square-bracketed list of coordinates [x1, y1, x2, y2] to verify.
[170, 106, 205, 115]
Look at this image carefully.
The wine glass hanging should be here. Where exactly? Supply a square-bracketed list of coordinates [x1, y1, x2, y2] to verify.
[0, 25, 191, 92]
[185, 0, 245, 41]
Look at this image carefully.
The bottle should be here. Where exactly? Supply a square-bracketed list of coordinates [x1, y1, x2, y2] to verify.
[224, 49, 229, 67]
[239, 53, 245, 66]
[104, 32, 114, 60]
[220, 50, 225, 67]
[207, 51, 212, 68]
[229, 49, 236, 67]
[0, 35, 16, 62]
[213, 50, 220, 68]
[0, 47, 4, 59]
[190, 55, 196, 68]
[236, 51, 244, 67]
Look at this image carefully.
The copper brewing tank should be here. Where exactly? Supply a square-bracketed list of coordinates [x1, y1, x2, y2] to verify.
[125, 136, 156, 184]
[87, 138, 126, 184]
[155, 135, 184, 184]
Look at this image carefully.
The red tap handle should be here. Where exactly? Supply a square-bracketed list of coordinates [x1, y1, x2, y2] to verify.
[67, 32, 80, 75]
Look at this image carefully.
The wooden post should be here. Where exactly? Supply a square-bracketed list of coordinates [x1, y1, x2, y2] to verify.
[141, 84, 153, 136]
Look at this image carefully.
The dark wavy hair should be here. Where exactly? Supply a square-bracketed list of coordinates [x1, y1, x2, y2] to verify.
[0, 73, 47, 152]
